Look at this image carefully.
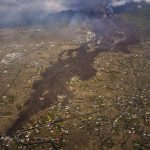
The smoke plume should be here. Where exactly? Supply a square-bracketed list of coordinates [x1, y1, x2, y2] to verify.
[0, 0, 149, 27]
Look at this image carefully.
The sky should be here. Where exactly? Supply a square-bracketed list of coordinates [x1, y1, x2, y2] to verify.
[0, 0, 149, 27]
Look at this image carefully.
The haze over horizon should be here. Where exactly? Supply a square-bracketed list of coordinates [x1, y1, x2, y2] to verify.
[0, 0, 150, 27]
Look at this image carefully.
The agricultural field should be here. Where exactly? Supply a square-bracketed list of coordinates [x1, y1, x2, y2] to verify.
[0, 2, 150, 150]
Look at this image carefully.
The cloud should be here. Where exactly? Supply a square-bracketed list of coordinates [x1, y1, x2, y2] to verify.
[111, 0, 150, 7]
[0, 0, 67, 26]
[0, 0, 64, 13]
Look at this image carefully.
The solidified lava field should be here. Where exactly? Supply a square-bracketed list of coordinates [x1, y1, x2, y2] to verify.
[0, 3, 150, 150]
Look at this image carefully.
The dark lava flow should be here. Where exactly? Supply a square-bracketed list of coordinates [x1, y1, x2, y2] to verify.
[6, 34, 139, 136]
[6, 43, 100, 135]
[6, 15, 140, 135]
